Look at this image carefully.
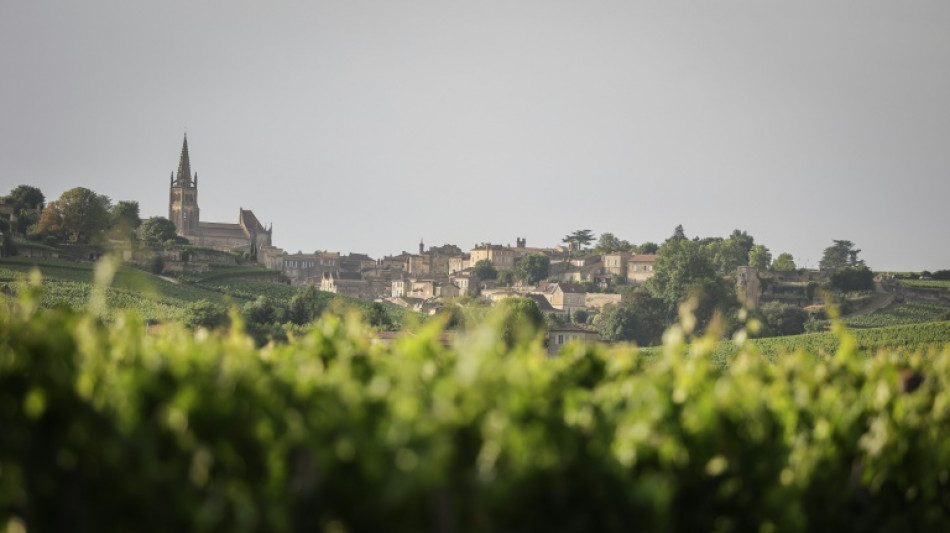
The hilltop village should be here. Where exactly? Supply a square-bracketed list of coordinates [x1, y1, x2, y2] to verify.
[5, 136, 948, 354]
[161, 135, 654, 316]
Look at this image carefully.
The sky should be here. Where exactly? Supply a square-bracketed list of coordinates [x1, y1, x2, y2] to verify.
[1, 1, 948, 271]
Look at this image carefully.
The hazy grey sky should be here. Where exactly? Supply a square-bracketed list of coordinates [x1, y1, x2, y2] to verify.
[2, 1, 948, 270]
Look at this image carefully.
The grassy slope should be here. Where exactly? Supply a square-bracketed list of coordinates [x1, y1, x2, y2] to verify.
[0, 257, 406, 325]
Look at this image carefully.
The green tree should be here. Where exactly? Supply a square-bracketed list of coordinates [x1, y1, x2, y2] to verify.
[365, 302, 395, 331]
[514, 253, 550, 285]
[140, 217, 178, 246]
[5, 184, 45, 210]
[242, 296, 287, 346]
[636, 242, 659, 254]
[593, 304, 638, 342]
[497, 270, 514, 286]
[36, 187, 110, 243]
[571, 308, 589, 324]
[759, 302, 807, 336]
[705, 230, 756, 274]
[820, 240, 863, 271]
[670, 225, 687, 241]
[184, 300, 230, 330]
[593, 289, 667, 345]
[830, 266, 874, 292]
[287, 284, 325, 325]
[110, 200, 142, 238]
[472, 259, 497, 281]
[494, 297, 544, 347]
[3, 185, 45, 235]
[562, 229, 595, 251]
[645, 237, 735, 329]
[594, 232, 631, 254]
[771, 253, 796, 272]
[748, 245, 772, 270]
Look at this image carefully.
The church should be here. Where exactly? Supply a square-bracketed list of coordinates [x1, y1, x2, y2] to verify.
[168, 135, 273, 254]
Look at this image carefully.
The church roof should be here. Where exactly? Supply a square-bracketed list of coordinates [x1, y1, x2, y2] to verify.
[173, 134, 195, 188]
[239, 209, 267, 233]
[198, 222, 247, 238]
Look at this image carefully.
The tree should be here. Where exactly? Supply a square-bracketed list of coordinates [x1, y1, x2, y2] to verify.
[5, 185, 45, 210]
[497, 270, 514, 286]
[592, 290, 666, 346]
[704, 230, 756, 274]
[242, 296, 287, 346]
[645, 236, 736, 329]
[759, 302, 807, 336]
[571, 309, 589, 324]
[494, 297, 544, 347]
[140, 217, 178, 246]
[514, 253, 550, 285]
[36, 187, 110, 243]
[184, 300, 230, 330]
[288, 285, 325, 325]
[830, 266, 874, 292]
[728, 229, 755, 259]
[593, 304, 638, 343]
[594, 232, 632, 254]
[771, 253, 796, 272]
[748, 245, 772, 270]
[3, 185, 45, 235]
[636, 242, 659, 255]
[110, 201, 142, 237]
[365, 302, 395, 331]
[820, 240, 863, 271]
[472, 259, 497, 281]
[562, 229, 595, 251]
[670, 225, 687, 241]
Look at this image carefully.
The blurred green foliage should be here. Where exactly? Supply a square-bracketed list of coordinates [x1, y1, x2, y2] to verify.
[3, 274, 950, 532]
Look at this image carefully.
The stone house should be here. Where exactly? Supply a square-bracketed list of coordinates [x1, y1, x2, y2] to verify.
[448, 254, 471, 275]
[627, 254, 658, 283]
[450, 271, 477, 296]
[321, 271, 376, 299]
[469, 243, 515, 270]
[261, 248, 341, 285]
[547, 324, 601, 356]
[533, 283, 587, 314]
[602, 252, 632, 277]
[585, 292, 623, 309]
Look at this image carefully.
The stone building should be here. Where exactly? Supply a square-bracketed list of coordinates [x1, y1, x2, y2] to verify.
[167, 135, 272, 253]
[469, 243, 516, 270]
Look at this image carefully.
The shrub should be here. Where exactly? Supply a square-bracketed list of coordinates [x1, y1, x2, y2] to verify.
[147, 254, 164, 275]
[3, 283, 950, 532]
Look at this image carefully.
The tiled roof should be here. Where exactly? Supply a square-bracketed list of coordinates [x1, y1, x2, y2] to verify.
[239, 209, 267, 232]
[558, 283, 587, 293]
[525, 293, 557, 312]
[548, 323, 598, 334]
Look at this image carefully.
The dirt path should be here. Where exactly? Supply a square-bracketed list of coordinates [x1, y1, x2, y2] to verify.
[841, 281, 895, 318]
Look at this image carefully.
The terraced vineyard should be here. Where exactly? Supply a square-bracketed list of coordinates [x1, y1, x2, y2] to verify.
[843, 301, 950, 329]
[640, 321, 950, 366]
[0, 257, 406, 326]
[899, 279, 950, 289]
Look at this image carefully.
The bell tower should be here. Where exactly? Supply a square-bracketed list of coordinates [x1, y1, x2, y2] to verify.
[168, 134, 200, 236]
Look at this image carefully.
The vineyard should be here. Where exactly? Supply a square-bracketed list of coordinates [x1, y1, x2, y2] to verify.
[0, 258, 405, 326]
[899, 279, 950, 290]
[639, 321, 950, 367]
[3, 279, 950, 532]
[842, 301, 950, 329]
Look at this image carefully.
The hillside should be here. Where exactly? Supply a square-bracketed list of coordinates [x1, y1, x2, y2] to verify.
[0, 256, 402, 325]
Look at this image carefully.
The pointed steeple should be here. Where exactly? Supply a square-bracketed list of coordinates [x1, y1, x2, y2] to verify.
[174, 134, 194, 187]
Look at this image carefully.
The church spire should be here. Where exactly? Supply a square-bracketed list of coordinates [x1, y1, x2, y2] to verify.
[174, 134, 194, 187]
